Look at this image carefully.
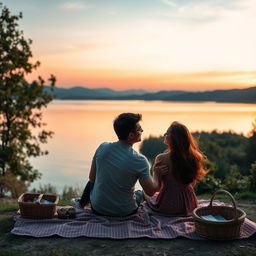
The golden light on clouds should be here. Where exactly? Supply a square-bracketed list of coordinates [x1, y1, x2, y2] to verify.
[17, 0, 256, 90]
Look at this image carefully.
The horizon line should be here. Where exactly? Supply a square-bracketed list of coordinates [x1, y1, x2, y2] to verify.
[51, 84, 256, 93]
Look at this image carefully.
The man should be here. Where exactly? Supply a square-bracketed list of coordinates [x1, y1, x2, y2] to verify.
[72, 113, 165, 216]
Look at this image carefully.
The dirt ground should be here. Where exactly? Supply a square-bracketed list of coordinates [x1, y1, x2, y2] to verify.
[0, 200, 255, 256]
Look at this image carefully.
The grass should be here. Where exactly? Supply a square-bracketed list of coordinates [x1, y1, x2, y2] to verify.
[235, 191, 256, 200]
[0, 215, 14, 234]
[0, 203, 19, 212]
[197, 191, 256, 201]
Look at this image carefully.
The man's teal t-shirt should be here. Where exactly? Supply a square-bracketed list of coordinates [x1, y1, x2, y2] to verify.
[90, 141, 150, 216]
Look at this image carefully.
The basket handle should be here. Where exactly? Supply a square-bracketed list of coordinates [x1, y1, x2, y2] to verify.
[18, 193, 24, 203]
[209, 189, 238, 220]
[35, 193, 44, 204]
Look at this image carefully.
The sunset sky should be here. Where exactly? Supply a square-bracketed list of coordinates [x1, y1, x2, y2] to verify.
[2, 0, 256, 91]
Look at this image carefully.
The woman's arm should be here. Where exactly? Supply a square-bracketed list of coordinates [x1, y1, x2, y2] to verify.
[153, 154, 169, 176]
[191, 179, 197, 187]
[152, 154, 169, 191]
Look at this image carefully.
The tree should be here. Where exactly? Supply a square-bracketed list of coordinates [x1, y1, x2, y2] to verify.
[0, 4, 56, 197]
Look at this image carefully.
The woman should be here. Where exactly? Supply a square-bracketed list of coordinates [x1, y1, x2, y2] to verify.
[144, 121, 207, 216]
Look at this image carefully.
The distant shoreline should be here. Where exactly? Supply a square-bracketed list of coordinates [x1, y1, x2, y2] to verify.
[46, 86, 256, 104]
[51, 98, 256, 104]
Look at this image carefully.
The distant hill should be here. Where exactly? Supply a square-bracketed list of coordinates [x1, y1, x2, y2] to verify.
[45, 86, 256, 103]
[112, 90, 186, 100]
[163, 87, 256, 103]
[45, 86, 148, 99]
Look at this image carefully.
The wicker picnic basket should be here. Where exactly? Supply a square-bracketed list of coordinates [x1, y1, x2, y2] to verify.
[192, 189, 246, 240]
[18, 192, 59, 219]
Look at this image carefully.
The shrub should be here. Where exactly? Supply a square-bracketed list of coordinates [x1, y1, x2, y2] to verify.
[195, 174, 222, 195]
[140, 136, 167, 164]
[248, 161, 256, 191]
[61, 185, 83, 201]
[32, 183, 58, 195]
[0, 171, 27, 198]
[223, 165, 248, 193]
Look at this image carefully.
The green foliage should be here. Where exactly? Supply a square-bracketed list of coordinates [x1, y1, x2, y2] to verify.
[31, 183, 82, 203]
[245, 120, 256, 168]
[0, 4, 56, 197]
[223, 165, 248, 193]
[139, 136, 167, 164]
[0, 216, 14, 235]
[31, 183, 58, 195]
[194, 174, 222, 194]
[194, 130, 247, 178]
[235, 191, 256, 200]
[0, 171, 26, 198]
[0, 202, 18, 212]
[61, 185, 82, 201]
[248, 161, 256, 191]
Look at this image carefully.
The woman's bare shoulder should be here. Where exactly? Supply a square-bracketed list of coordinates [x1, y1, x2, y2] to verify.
[155, 152, 170, 163]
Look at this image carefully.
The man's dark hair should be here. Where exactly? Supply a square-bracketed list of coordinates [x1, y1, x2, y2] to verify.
[113, 113, 142, 140]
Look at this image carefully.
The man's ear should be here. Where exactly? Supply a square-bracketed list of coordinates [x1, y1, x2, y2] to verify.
[128, 132, 135, 140]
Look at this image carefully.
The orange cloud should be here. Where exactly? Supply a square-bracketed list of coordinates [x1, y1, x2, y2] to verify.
[27, 67, 255, 91]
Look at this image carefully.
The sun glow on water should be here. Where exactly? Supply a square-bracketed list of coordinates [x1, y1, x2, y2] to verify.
[30, 100, 256, 192]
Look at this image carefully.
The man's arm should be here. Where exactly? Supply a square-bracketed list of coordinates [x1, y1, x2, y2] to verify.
[89, 163, 96, 182]
[139, 174, 159, 196]
[140, 154, 169, 196]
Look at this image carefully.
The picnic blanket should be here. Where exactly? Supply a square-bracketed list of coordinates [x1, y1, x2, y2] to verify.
[11, 200, 256, 240]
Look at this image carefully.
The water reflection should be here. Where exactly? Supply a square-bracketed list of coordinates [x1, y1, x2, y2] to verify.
[31, 100, 256, 192]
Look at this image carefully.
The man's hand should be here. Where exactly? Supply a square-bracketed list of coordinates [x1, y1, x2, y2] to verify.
[154, 163, 169, 176]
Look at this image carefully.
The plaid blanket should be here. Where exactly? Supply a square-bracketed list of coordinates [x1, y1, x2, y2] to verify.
[11, 201, 256, 239]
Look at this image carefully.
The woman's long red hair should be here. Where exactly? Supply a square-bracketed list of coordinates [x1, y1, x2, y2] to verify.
[167, 121, 206, 185]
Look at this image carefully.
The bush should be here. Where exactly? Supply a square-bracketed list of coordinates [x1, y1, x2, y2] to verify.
[61, 185, 82, 201]
[223, 165, 248, 193]
[235, 191, 256, 200]
[195, 174, 222, 195]
[248, 161, 256, 191]
[0, 171, 26, 198]
[140, 136, 167, 164]
[32, 183, 58, 195]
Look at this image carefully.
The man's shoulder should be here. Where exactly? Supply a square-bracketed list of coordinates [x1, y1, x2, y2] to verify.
[95, 142, 111, 154]
[131, 150, 149, 165]
[100, 142, 110, 146]
[97, 142, 111, 148]
[97, 141, 128, 154]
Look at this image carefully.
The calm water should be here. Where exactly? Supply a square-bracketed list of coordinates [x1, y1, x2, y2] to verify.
[30, 100, 256, 192]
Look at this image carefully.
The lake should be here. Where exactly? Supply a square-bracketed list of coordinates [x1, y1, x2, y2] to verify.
[30, 100, 256, 192]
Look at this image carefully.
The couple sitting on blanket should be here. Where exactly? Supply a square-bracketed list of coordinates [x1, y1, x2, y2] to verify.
[71, 113, 207, 217]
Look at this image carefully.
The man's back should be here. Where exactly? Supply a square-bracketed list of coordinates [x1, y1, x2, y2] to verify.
[90, 141, 150, 216]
